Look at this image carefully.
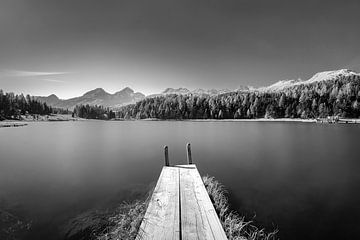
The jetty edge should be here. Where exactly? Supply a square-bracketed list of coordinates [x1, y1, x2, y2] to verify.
[136, 143, 227, 240]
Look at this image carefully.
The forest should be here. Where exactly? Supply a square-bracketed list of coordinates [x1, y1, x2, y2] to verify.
[73, 105, 116, 119]
[0, 90, 54, 120]
[117, 74, 360, 120]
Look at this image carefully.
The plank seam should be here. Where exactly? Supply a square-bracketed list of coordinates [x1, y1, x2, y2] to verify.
[178, 167, 182, 240]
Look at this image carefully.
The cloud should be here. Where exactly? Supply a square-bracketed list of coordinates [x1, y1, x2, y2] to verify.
[0, 69, 69, 77]
[42, 79, 66, 83]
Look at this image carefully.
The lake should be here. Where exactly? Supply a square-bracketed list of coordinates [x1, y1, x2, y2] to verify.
[1, 121, 360, 240]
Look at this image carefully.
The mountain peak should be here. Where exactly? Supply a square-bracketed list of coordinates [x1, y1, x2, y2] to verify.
[306, 69, 357, 84]
[47, 94, 59, 99]
[235, 85, 251, 91]
[122, 87, 134, 93]
[114, 87, 134, 95]
[83, 88, 109, 97]
[162, 88, 190, 94]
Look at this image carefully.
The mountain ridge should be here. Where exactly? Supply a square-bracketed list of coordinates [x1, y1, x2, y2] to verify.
[258, 69, 360, 92]
[36, 69, 360, 109]
[35, 87, 145, 110]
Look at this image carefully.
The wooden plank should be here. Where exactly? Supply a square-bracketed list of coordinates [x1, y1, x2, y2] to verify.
[136, 166, 180, 240]
[179, 165, 228, 240]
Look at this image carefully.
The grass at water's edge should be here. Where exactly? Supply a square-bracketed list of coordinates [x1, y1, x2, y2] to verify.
[64, 176, 278, 240]
[202, 176, 278, 240]
[62, 199, 148, 240]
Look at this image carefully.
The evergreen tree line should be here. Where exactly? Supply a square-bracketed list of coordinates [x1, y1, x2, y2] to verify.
[117, 75, 360, 120]
[0, 90, 53, 120]
[52, 108, 72, 115]
[73, 104, 116, 119]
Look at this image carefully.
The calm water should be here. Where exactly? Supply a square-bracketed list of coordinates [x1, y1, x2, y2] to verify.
[1, 121, 360, 239]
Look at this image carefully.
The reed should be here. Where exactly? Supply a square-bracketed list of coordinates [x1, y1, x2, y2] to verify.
[202, 175, 278, 240]
[63, 196, 150, 240]
[96, 200, 148, 240]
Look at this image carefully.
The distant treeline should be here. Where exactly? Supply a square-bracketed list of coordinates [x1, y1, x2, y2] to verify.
[0, 90, 56, 120]
[118, 75, 360, 119]
[73, 105, 116, 119]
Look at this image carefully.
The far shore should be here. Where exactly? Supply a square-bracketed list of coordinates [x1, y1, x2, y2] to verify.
[0, 121, 28, 128]
[0, 114, 83, 128]
[185, 118, 317, 123]
[19, 114, 83, 122]
[136, 118, 316, 123]
[2, 115, 360, 127]
[138, 117, 360, 123]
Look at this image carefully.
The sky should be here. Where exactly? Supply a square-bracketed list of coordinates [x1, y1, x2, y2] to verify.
[0, 0, 360, 98]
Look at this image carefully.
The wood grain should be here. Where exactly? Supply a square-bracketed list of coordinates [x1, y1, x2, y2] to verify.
[136, 166, 180, 240]
[136, 164, 227, 240]
[180, 165, 227, 240]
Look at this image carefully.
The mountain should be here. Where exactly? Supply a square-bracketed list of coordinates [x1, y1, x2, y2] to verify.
[163, 87, 191, 95]
[36, 94, 60, 106]
[149, 69, 359, 97]
[36, 87, 145, 110]
[36, 69, 360, 111]
[147, 87, 237, 98]
[259, 69, 360, 92]
[191, 88, 234, 95]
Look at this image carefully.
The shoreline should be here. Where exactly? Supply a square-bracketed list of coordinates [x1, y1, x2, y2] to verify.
[183, 118, 317, 123]
[0, 114, 84, 128]
[2, 116, 360, 126]
[124, 117, 316, 122]
[0, 122, 28, 128]
[19, 114, 83, 122]
[138, 117, 360, 123]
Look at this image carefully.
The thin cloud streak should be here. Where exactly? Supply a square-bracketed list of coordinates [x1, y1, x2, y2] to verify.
[42, 79, 66, 83]
[0, 70, 69, 77]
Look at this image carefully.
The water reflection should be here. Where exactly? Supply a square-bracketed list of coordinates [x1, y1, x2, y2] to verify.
[1, 121, 360, 239]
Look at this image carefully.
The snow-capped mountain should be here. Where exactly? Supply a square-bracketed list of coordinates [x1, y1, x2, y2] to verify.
[191, 88, 233, 95]
[154, 70, 360, 96]
[259, 69, 360, 92]
[147, 87, 243, 98]
[163, 88, 191, 95]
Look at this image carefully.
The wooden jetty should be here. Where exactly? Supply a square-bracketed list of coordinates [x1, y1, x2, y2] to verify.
[136, 143, 228, 240]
